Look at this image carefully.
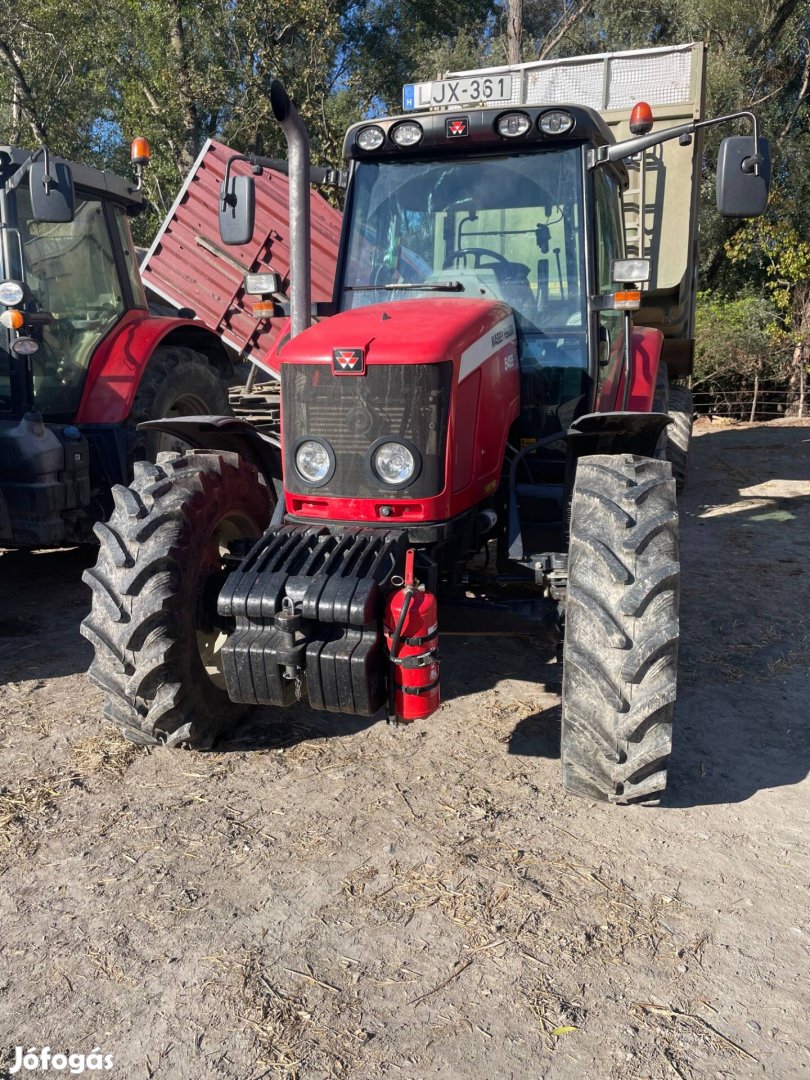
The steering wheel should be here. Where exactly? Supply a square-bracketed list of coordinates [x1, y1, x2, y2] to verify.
[444, 247, 510, 270]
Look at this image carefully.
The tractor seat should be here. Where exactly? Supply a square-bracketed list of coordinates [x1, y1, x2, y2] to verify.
[490, 261, 536, 320]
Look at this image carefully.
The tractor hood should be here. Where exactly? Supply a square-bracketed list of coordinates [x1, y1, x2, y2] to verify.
[279, 296, 515, 373]
[278, 297, 521, 527]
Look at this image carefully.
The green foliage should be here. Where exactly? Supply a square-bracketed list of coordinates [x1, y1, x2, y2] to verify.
[0, 0, 806, 391]
[343, 0, 496, 114]
[693, 291, 789, 391]
[726, 209, 810, 322]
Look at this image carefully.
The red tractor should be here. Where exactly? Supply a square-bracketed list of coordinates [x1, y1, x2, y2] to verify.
[0, 142, 234, 548]
[82, 45, 769, 802]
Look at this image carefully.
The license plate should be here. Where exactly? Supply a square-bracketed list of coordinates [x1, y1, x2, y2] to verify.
[403, 75, 515, 112]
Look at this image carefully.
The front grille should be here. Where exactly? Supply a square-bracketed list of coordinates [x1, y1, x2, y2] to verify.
[282, 362, 452, 500]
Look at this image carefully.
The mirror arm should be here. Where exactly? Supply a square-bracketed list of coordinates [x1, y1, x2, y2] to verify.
[222, 154, 253, 211]
[2, 145, 45, 196]
[41, 145, 53, 195]
[247, 154, 345, 189]
[592, 110, 762, 177]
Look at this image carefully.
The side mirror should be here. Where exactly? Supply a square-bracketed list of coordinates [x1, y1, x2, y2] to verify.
[219, 173, 255, 246]
[717, 136, 770, 218]
[29, 158, 74, 222]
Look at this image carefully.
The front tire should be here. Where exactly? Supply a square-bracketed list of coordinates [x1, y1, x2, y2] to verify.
[561, 455, 679, 804]
[81, 451, 272, 748]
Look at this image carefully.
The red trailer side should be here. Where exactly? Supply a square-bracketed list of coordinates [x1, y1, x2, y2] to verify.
[140, 139, 342, 373]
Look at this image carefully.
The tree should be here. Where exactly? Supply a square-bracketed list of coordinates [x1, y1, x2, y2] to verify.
[726, 213, 810, 414]
[693, 293, 790, 418]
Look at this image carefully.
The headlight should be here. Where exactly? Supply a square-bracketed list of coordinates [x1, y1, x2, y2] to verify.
[294, 438, 334, 485]
[356, 125, 385, 151]
[11, 337, 39, 356]
[0, 280, 24, 306]
[539, 110, 574, 135]
[370, 440, 419, 486]
[390, 121, 423, 148]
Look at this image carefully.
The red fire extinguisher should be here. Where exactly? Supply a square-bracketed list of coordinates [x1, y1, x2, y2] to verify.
[384, 548, 440, 723]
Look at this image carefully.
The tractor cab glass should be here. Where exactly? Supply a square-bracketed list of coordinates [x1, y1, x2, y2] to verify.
[0, 176, 136, 418]
[339, 148, 588, 435]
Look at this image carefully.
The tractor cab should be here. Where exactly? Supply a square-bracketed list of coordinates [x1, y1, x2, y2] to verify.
[0, 146, 147, 423]
[338, 105, 621, 444]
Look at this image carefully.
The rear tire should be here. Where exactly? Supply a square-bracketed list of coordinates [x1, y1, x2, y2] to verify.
[560, 455, 679, 804]
[81, 451, 272, 748]
[665, 385, 693, 492]
[127, 346, 231, 463]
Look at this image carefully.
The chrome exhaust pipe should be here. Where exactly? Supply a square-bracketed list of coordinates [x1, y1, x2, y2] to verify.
[270, 80, 311, 339]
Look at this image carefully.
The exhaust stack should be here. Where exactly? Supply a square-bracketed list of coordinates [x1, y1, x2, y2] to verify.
[270, 80, 311, 339]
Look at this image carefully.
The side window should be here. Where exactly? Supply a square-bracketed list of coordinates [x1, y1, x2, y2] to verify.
[593, 170, 625, 291]
[112, 208, 148, 309]
[593, 170, 627, 408]
[19, 195, 125, 319]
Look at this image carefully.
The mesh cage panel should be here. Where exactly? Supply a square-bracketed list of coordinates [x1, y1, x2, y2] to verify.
[606, 53, 693, 109]
[526, 64, 604, 109]
[450, 44, 697, 112]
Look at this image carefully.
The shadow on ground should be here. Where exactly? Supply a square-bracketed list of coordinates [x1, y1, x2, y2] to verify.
[662, 422, 810, 806]
[0, 546, 95, 684]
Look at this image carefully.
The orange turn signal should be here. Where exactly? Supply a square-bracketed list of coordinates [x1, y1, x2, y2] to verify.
[131, 137, 151, 166]
[251, 301, 274, 320]
[613, 290, 641, 310]
[0, 309, 24, 330]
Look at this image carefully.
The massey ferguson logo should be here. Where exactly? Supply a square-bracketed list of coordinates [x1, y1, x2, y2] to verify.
[332, 347, 366, 374]
[446, 117, 469, 138]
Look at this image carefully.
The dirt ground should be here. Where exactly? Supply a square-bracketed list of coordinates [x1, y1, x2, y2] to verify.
[0, 419, 808, 1080]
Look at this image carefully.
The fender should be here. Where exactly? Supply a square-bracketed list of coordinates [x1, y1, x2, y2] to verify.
[137, 415, 283, 501]
[74, 310, 231, 425]
[567, 410, 672, 460]
[625, 325, 665, 411]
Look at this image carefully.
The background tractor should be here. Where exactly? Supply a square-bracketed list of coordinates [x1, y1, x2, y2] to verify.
[82, 43, 770, 802]
[0, 141, 265, 548]
[0, 141, 236, 548]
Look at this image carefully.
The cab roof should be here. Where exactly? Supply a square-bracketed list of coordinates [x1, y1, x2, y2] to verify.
[0, 146, 143, 210]
[344, 103, 622, 173]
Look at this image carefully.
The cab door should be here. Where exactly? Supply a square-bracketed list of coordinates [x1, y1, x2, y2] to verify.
[591, 168, 627, 411]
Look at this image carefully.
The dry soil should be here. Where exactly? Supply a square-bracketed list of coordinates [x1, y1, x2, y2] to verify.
[0, 418, 808, 1080]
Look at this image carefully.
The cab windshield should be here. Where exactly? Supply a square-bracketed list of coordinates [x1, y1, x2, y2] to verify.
[339, 148, 588, 433]
[341, 149, 584, 328]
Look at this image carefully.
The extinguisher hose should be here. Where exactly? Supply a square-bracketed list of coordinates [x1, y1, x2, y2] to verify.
[387, 586, 414, 720]
[390, 587, 414, 656]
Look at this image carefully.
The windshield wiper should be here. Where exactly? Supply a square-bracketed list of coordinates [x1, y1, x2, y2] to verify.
[344, 281, 464, 292]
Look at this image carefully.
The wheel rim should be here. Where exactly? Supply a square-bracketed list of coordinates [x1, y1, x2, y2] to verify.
[155, 392, 213, 456]
[195, 510, 261, 690]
